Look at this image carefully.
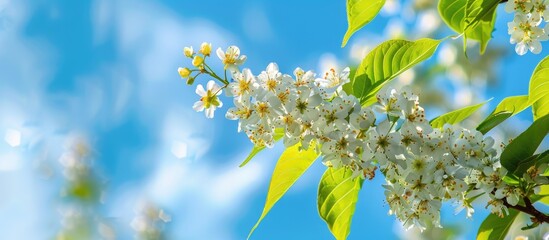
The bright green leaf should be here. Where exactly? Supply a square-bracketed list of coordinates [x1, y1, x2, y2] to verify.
[477, 209, 519, 240]
[239, 129, 284, 167]
[438, 0, 497, 54]
[342, 0, 386, 47]
[353, 38, 442, 106]
[466, 7, 497, 54]
[430, 100, 489, 128]
[539, 186, 549, 205]
[529, 55, 549, 120]
[534, 95, 549, 120]
[463, 0, 500, 32]
[476, 95, 530, 134]
[500, 114, 549, 173]
[248, 142, 319, 239]
[438, 0, 467, 33]
[318, 167, 363, 240]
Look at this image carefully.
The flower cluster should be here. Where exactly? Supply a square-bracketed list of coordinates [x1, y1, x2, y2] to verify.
[178, 43, 549, 231]
[506, 0, 549, 55]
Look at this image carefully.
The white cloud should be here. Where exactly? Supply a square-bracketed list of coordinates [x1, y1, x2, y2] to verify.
[4, 128, 21, 147]
[88, 1, 277, 239]
[170, 141, 187, 159]
[141, 152, 270, 240]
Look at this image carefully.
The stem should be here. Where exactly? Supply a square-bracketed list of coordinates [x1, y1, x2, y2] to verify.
[213, 83, 228, 96]
[502, 197, 549, 224]
[203, 63, 228, 84]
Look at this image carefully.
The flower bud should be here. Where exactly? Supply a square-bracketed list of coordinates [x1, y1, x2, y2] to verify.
[192, 55, 204, 67]
[178, 67, 191, 78]
[186, 77, 195, 85]
[184, 46, 194, 58]
[199, 42, 212, 56]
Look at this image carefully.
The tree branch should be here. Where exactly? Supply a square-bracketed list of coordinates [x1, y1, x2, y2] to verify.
[502, 197, 549, 224]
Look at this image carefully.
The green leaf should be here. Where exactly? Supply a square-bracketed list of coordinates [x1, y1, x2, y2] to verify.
[248, 142, 319, 239]
[239, 129, 284, 167]
[438, 0, 497, 54]
[500, 114, 549, 173]
[430, 100, 489, 129]
[352, 38, 442, 106]
[476, 112, 513, 134]
[438, 0, 467, 33]
[529, 55, 549, 120]
[476, 95, 530, 134]
[466, 7, 497, 54]
[538, 186, 549, 205]
[318, 167, 363, 240]
[477, 209, 519, 240]
[342, 0, 386, 47]
[513, 150, 549, 176]
[463, 0, 500, 32]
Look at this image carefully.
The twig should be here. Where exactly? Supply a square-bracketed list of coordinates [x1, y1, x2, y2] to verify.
[502, 197, 549, 224]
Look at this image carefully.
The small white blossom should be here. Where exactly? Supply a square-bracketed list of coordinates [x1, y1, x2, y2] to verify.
[315, 67, 350, 96]
[532, 0, 549, 23]
[228, 68, 257, 100]
[216, 46, 247, 72]
[193, 80, 223, 118]
[505, 0, 534, 13]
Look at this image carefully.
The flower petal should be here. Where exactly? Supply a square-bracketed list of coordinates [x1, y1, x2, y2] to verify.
[216, 47, 225, 61]
[515, 42, 528, 55]
[206, 80, 216, 91]
[205, 107, 215, 118]
[195, 84, 206, 96]
[193, 101, 204, 112]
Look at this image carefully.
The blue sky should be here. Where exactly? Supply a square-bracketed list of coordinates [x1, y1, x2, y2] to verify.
[0, 0, 548, 239]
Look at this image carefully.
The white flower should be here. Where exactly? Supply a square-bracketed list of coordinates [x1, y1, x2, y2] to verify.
[228, 68, 257, 99]
[321, 129, 360, 167]
[226, 98, 256, 131]
[375, 88, 403, 117]
[216, 46, 247, 72]
[315, 67, 350, 96]
[291, 87, 322, 121]
[257, 63, 284, 97]
[193, 80, 223, 118]
[245, 121, 276, 148]
[508, 14, 548, 55]
[349, 107, 376, 130]
[317, 97, 353, 133]
[367, 120, 403, 166]
[398, 121, 423, 152]
[532, 0, 549, 23]
[253, 100, 279, 124]
[495, 185, 522, 206]
[293, 67, 316, 88]
[505, 0, 534, 13]
[487, 198, 508, 218]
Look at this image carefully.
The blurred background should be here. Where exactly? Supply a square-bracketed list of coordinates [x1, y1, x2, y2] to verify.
[1, 0, 548, 239]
